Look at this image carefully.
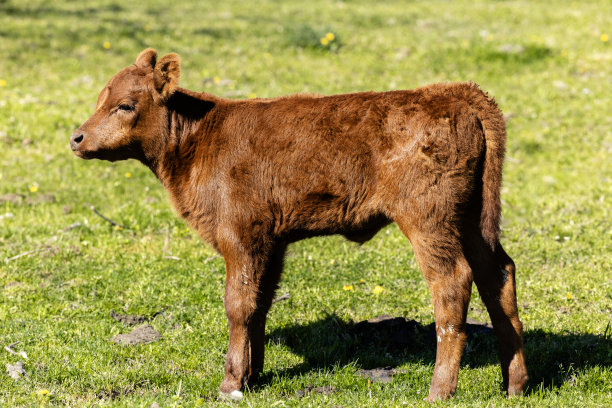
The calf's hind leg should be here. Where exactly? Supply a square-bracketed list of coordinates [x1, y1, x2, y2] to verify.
[403, 228, 474, 401]
[468, 239, 528, 395]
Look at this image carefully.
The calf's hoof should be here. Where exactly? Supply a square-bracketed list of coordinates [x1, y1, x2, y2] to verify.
[427, 384, 455, 402]
[427, 371, 456, 401]
[507, 375, 528, 397]
[219, 389, 244, 401]
[219, 377, 244, 401]
[426, 391, 453, 402]
[507, 361, 528, 397]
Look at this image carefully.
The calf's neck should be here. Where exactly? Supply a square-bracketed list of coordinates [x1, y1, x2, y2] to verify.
[71, 49, 527, 401]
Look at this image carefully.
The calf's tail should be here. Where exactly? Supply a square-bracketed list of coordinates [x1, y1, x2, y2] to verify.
[474, 91, 507, 251]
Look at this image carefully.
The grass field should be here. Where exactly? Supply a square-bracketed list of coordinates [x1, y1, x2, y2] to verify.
[1, 0, 611, 406]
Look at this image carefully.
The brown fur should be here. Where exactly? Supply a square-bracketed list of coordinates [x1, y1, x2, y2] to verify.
[71, 49, 527, 401]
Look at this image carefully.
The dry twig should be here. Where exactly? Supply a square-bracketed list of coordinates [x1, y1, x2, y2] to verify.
[163, 229, 181, 260]
[5, 248, 45, 263]
[90, 205, 128, 229]
[272, 293, 290, 304]
[4, 342, 27, 359]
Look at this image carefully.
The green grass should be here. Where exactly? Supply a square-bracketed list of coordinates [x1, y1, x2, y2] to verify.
[1, 0, 611, 406]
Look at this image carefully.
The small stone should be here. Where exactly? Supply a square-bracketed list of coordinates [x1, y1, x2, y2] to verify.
[6, 361, 27, 380]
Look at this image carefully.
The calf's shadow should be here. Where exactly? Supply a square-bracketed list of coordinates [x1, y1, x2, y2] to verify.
[260, 314, 611, 394]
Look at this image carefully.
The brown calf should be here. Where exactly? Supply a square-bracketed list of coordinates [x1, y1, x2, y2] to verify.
[70, 49, 527, 401]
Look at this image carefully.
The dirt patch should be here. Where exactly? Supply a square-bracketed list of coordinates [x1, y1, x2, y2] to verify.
[26, 193, 56, 205]
[112, 325, 161, 345]
[295, 384, 337, 397]
[4, 281, 23, 289]
[110, 310, 147, 326]
[356, 367, 405, 383]
[110, 310, 162, 325]
[0, 194, 24, 205]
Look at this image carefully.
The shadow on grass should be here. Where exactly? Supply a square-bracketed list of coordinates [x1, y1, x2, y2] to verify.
[262, 314, 611, 394]
[0, 3, 124, 18]
[427, 43, 558, 76]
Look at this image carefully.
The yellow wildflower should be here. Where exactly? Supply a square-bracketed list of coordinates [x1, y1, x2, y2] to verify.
[37, 389, 50, 396]
[213, 76, 221, 84]
[325, 32, 335, 41]
[124, 172, 132, 178]
[601, 34, 609, 43]
[248, 93, 257, 99]
[103, 41, 111, 49]
[0, 79, 6, 87]
[343, 284, 354, 291]
[567, 292, 573, 300]
[29, 184, 38, 193]
[372, 285, 384, 295]
[320, 37, 329, 46]
[359, 278, 365, 283]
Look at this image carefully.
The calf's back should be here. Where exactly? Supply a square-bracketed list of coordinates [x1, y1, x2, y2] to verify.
[161, 82, 492, 249]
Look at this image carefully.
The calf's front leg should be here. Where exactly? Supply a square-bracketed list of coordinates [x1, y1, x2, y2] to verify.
[218, 236, 284, 400]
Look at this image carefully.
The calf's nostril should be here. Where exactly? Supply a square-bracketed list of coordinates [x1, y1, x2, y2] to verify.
[70, 133, 85, 151]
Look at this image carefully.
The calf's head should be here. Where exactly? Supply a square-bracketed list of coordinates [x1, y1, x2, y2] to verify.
[70, 49, 180, 162]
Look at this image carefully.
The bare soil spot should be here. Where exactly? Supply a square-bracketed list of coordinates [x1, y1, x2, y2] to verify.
[356, 367, 405, 383]
[110, 310, 146, 326]
[112, 325, 161, 345]
[26, 193, 56, 205]
[0, 194, 24, 204]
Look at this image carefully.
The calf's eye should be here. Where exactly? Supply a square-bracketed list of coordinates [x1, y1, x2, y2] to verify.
[118, 104, 134, 111]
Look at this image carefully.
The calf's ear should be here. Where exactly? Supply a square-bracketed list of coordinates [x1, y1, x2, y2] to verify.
[153, 53, 181, 103]
[135, 48, 157, 69]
